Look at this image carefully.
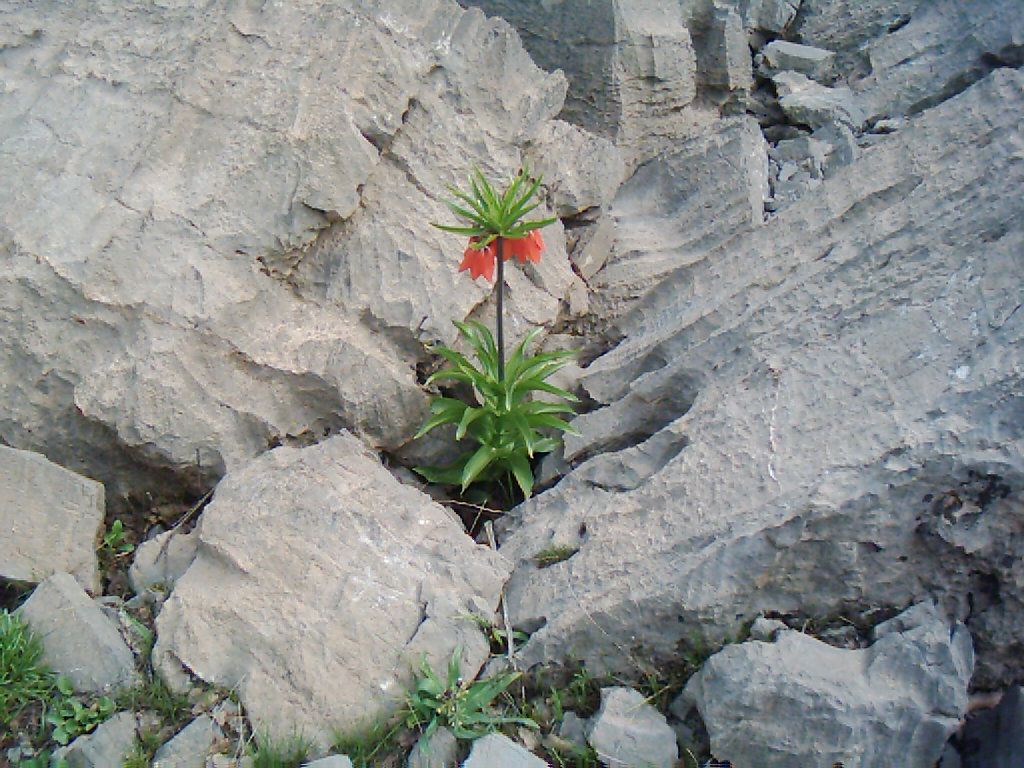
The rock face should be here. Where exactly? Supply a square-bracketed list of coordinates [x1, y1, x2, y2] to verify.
[152, 432, 510, 748]
[0, 445, 103, 592]
[18, 572, 138, 693]
[0, 0, 580, 503]
[680, 602, 974, 767]
[499, 66, 1024, 686]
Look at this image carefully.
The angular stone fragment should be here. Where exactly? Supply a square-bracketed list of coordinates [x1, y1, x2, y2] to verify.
[152, 715, 223, 768]
[59, 712, 139, 768]
[680, 602, 973, 768]
[129, 529, 199, 595]
[760, 40, 835, 79]
[407, 726, 457, 768]
[303, 757, 354, 768]
[0, 445, 103, 593]
[461, 733, 547, 768]
[587, 687, 677, 768]
[153, 433, 510, 749]
[18, 572, 137, 693]
[773, 71, 866, 130]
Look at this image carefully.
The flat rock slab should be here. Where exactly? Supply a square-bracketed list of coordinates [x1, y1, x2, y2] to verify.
[153, 432, 510, 749]
[587, 687, 677, 768]
[461, 733, 547, 768]
[59, 711, 139, 768]
[681, 602, 974, 767]
[0, 445, 103, 592]
[18, 572, 137, 693]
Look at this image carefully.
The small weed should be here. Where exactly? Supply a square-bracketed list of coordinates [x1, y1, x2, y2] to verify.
[403, 647, 536, 748]
[12, 749, 68, 768]
[46, 677, 115, 746]
[98, 519, 134, 557]
[533, 545, 579, 568]
[114, 671, 191, 729]
[0, 609, 56, 731]
[461, 612, 529, 655]
[547, 742, 600, 768]
[249, 734, 313, 768]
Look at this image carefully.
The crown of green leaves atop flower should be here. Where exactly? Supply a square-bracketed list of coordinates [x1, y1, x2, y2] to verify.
[432, 165, 556, 249]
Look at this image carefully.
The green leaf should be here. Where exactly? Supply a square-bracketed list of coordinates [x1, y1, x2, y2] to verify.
[525, 413, 579, 435]
[460, 444, 497, 491]
[455, 406, 486, 440]
[414, 399, 468, 439]
[446, 646, 462, 689]
[431, 222, 490, 236]
[508, 453, 535, 497]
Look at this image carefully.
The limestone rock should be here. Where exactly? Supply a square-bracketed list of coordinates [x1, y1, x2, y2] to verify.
[0, 445, 103, 593]
[152, 715, 223, 768]
[129, 529, 199, 595]
[680, 602, 973, 768]
[59, 712, 139, 768]
[303, 757, 354, 768]
[461, 733, 546, 768]
[152, 432, 510, 749]
[773, 71, 866, 130]
[588, 116, 768, 332]
[498, 69, 1024, 687]
[587, 687, 677, 768]
[759, 40, 835, 80]
[18, 572, 137, 693]
[961, 686, 1024, 768]
[741, 0, 801, 36]
[0, 0, 576, 503]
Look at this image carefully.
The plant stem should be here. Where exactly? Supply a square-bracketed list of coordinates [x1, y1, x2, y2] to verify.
[495, 237, 505, 381]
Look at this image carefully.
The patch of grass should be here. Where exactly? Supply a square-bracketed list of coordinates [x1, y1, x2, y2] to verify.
[533, 545, 579, 568]
[249, 734, 313, 768]
[332, 717, 406, 768]
[0, 609, 56, 732]
[114, 670, 191, 729]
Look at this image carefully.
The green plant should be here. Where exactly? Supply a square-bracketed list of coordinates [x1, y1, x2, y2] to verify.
[0, 609, 55, 729]
[403, 648, 537, 746]
[46, 677, 115, 746]
[461, 613, 529, 654]
[99, 519, 133, 556]
[114, 671, 191, 727]
[13, 749, 68, 768]
[248, 734, 312, 768]
[533, 544, 579, 568]
[332, 718, 404, 768]
[414, 320, 578, 498]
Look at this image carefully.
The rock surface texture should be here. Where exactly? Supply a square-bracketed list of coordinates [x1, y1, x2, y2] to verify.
[152, 432, 510, 748]
[0, 445, 103, 592]
[0, 0, 581, 502]
[587, 687, 678, 768]
[680, 602, 974, 767]
[500, 61, 1024, 687]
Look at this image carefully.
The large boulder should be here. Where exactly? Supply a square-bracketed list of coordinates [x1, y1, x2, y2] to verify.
[152, 432, 510, 749]
[0, 0, 580, 502]
[0, 445, 103, 592]
[680, 602, 974, 767]
[498, 67, 1024, 686]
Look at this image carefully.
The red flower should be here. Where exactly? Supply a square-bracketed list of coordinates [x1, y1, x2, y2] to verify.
[459, 237, 497, 281]
[504, 229, 544, 264]
[458, 230, 545, 281]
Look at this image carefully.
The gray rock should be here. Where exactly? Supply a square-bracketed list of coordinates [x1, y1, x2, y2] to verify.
[961, 686, 1024, 768]
[812, 120, 858, 171]
[408, 726, 458, 768]
[153, 433, 510, 749]
[60, 711, 139, 768]
[456, 0, 697, 157]
[18, 572, 137, 693]
[773, 71, 867, 130]
[527, 120, 627, 217]
[129, 529, 199, 595]
[850, 0, 1024, 119]
[680, 602, 973, 768]
[588, 116, 768, 331]
[303, 757, 354, 768]
[498, 68, 1024, 688]
[741, 0, 801, 36]
[461, 733, 546, 768]
[0, 0, 578, 504]
[587, 687, 677, 768]
[748, 617, 787, 641]
[693, 4, 752, 96]
[152, 715, 222, 768]
[559, 712, 590, 748]
[0, 445, 103, 592]
[760, 40, 835, 79]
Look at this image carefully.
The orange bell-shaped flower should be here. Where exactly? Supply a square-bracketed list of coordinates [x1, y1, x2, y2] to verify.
[503, 229, 544, 264]
[458, 237, 497, 281]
